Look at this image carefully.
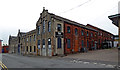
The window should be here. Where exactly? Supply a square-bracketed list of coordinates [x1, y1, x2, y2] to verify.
[48, 38, 51, 45]
[91, 41, 93, 47]
[30, 36, 31, 42]
[87, 40, 89, 48]
[30, 46, 32, 52]
[27, 38, 28, 42]
[87, 31, 89, 36]
[34, 46, 36, 52]
[24, 38, 25, 42]
[38, 40, 40, 45]
[34, 35, 36, 41]
[43, 20, 45, 33]
[95, 33, 97, 37]
[48, 21, 51, 32]
[67, 26, 70, 33]
[57, 38, 61, 48]
[91, 33, 93, 37]
[38, 26, 40, 34]
[81, 30, 84, 36]
[26, 46, 28, 52]
[82, 40, 84, 48]
[101, 33, 102, 36]
[75, 28, 78, 35]
[48, 38, 51, 48]
[57, 24, 61, 31]
[67, 39, 71, 48]
[38, 40, 40, 49]
[42, 39, 45, 48]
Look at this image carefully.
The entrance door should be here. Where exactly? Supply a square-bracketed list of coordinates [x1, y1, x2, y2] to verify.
[42, 39, 46, 56]
[18, 44, 20, 54]
[57, 38, 61, 48]
[48, 38, 52, 56]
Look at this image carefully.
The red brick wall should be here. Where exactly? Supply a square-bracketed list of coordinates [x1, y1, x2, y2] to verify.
[64, 23, 97, 54]
[3, 46, 9, 53]
[86, 24, 113, 49]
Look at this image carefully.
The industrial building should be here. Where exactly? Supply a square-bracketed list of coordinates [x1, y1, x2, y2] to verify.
[9, 8, 114, 56]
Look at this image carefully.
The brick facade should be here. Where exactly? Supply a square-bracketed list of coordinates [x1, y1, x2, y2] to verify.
[9, 8, 114, 56]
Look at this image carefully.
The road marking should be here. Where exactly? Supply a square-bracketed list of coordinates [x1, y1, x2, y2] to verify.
[0, 61, 8, 70]
[83, 62, 89, 64]
[78, 61, 83, 63]
[101, 64, 106, 66]
[70, 59, 117, 68]
[93, 62, 97, 65]
[105, 65, 114, 68]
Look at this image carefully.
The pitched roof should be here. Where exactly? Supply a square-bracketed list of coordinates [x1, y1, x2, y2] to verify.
[49, 13, 97, 32]
[87, 24, 113, 35]
[108, 14, 120, 27]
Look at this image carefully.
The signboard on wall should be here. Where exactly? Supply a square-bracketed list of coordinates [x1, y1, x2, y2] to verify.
[55, 32, 63, 38]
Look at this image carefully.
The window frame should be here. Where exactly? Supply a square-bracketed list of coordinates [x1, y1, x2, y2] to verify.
[67, 39, 71, 48]
[34, 35, 36, 41]
[82, 40, 84, 48]
[67, 26, 70, 33]
[57, 24, 61, 31]
[38, 26, 40, 34]
[48, 21, 51, 32]
[81, 30, 84, 36]
[87, 31, 89, 36]
[43, 20, 45, 33]
[75, 28, 78, 35]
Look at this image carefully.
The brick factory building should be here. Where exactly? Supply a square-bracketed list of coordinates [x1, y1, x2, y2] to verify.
[9, 8, 114, 56]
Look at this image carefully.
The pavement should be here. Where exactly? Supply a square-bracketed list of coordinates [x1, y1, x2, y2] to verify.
[61, 48, 118, 66]
[0, 48, 119, 69]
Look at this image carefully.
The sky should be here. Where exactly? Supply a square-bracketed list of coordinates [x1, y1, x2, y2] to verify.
[0, 0, 119, 45]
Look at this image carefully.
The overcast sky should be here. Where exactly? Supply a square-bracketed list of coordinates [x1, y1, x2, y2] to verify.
[0, 0, 119, 45]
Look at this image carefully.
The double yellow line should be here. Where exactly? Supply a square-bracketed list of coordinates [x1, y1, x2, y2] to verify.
[0, 61, 8, 70]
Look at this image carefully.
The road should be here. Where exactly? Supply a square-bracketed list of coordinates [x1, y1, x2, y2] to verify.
[1, 53, 117, 69]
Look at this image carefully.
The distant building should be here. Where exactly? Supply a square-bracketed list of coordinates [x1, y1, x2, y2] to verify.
[0, 40, 3, 53]
[8, 30, 26, 54]
[2, 46, 9, 53]
[9, 8, 114, 56]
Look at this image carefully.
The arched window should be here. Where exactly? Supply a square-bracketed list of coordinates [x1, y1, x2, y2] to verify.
[75, 28, 78, 35]
[48, 38, 51, 48]
[81, 30, 84, 36]
[43, 20, 45, 33]
[67, 26, 70, 33]
[57, 24, 61, 31]
[48, 21, 51, 32]
[38, 26, 40, 34]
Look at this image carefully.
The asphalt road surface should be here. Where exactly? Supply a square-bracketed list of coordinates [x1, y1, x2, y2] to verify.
[1, 53, 117, 69]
